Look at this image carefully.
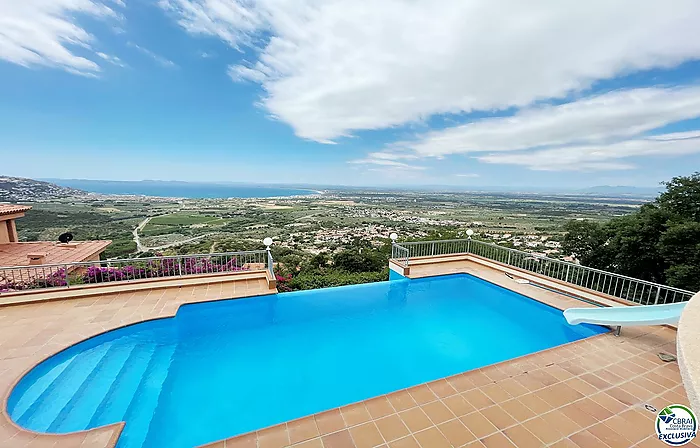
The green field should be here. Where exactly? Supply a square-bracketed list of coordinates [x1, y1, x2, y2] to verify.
[149, 213, 221, 226]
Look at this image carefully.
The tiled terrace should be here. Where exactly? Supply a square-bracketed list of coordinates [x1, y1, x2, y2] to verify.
[0, 259, 695, 448]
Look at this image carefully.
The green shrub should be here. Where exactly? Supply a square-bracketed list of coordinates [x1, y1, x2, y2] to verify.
[285, 269, 389, 291]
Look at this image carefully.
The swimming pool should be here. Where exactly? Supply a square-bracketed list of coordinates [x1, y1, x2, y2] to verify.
[7, 274, 605, 447]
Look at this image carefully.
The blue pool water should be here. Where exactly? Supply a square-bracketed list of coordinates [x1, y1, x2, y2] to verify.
[8, 274, 604, 447]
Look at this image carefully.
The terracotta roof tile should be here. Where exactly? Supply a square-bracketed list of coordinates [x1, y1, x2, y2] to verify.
[0, 204, 32, 216]
[0, 241, 111, 284]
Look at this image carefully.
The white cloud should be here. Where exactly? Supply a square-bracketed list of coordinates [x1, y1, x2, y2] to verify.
[456, 173, 480, 178]
[399, 86, 700, 157]
[162, 0, 700, 142]
[0, 0, 123, 75]
[96, 51, 126, 67]
[478, 131, 700, 171]
[348, 157, 425, 171]
[127, 42, 177, 68]
[159, 0, 264, 49]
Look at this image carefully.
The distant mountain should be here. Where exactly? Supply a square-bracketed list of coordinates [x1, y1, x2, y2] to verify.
[575, 185, 661, 197]
[0, 176, 87, 202]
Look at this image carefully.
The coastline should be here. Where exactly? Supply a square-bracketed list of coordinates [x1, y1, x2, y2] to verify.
[44, 180, 324, 200]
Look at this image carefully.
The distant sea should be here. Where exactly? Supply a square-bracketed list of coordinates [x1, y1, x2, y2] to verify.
[46, 179, 320, 199]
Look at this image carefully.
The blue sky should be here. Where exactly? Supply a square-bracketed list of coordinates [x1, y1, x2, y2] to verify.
[1, 0, 700, 188]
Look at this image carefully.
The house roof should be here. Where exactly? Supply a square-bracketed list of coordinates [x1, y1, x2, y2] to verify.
[0, 204, 32, 216]
[0, 241, 112, 269]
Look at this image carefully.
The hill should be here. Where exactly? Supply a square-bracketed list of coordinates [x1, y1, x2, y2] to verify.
[0, 176, 87, 202]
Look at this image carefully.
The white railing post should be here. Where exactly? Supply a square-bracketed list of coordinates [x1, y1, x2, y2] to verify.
[263, 237, 274, 278]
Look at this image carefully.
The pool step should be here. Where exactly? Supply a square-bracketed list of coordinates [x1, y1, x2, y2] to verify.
[17, 343, 113, 432]
[8, 356, 74, 420]
[88, 343, 157, 429]
[117, 344, 177, 448]
[49, 344, 138, 433]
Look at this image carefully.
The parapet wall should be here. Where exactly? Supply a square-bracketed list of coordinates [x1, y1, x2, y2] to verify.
[678, 290, 700, 410]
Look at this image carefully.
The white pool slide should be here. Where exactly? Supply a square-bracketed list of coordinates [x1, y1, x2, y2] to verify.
[564, 302, 687, 332]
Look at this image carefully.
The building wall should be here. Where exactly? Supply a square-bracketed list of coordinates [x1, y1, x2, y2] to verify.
[0, 215, 21, 244]
[0, 221, 9, 244]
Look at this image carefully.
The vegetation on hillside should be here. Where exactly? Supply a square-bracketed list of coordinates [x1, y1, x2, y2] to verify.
[562, 173, 700, 292]
[273, 239, 390, 292]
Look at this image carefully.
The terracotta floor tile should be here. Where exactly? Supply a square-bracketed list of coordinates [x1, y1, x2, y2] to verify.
[560, 403, 598, 429]
[480, 405, 517, 431]
[603, 415, 646, 445]
[619, 380, 655, 402]
[428, 379, 457, 398]
[565, 377, 598, 397]
[375, 415, 410, 442]
[589, 392, 627, 415]
[546, 365, 575, 382]
[549, 439, 579, 448]
[580, 373, 612, 391]
[387, 436, 420, 448]
[322, 430, 356, 448]
[518, 392, 553, 414]
[586, 422, 633, 448]
[464, 370, 493, 388]
[225, 433, 257, 448]
[635, 436, 674, 448]
[482, 366, 509, 382]
[257, 424, 290, 448]
[342, 403, 373, 427]
[437, 418, 476, 447]
[460, 412, 499, 439]
[408, 385, 438, 405]
[398, 408, 433, 433]
[644, 370, 679, 389]
[288, 417, 320, 444]
[605, 386, 640, 407]
[480, 384, 512, 404]
[481, 431, 517, 448]
[569, 430, 605, 448]
[632, 376, 668, 396]
[292, 438, 324, 448]
[575, 397, 614, 421]
[527, 369, 559, 387]
[540, 383, 584, 409]
[413, 428, 451, 448]
[442, 394, 475, 417]
[349, 422, 384, 448]
[315, 409, 346, 435]
[592, 368, 625, 387]
[522, 416, 562, 445]
[421, 401, 454, 425]
[498, 378, 529, 398]
[513, 373, 545, 392]
[365, 397, 395, 419]
[387, 391, 417, 413]
[541, 409, 582, 437]
[502, 425, 543, 448]
[500, 398, 537, 422]
[448, 374, 477, 393]
[462, 389, 495, 410]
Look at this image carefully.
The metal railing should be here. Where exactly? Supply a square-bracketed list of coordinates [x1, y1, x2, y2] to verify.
[391, 238, 695, 305]
[267, 249, 274, 279]
[391, 244, 409, 267]
[0, 250, 270, 294]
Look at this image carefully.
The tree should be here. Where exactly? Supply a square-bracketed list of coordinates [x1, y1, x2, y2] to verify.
[561, 220, 612, 269]
[561, 172, 700, 292]
[332, 246, 386, 273]
[659, 221, 700, 291]
[657, 172, 700, 222]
